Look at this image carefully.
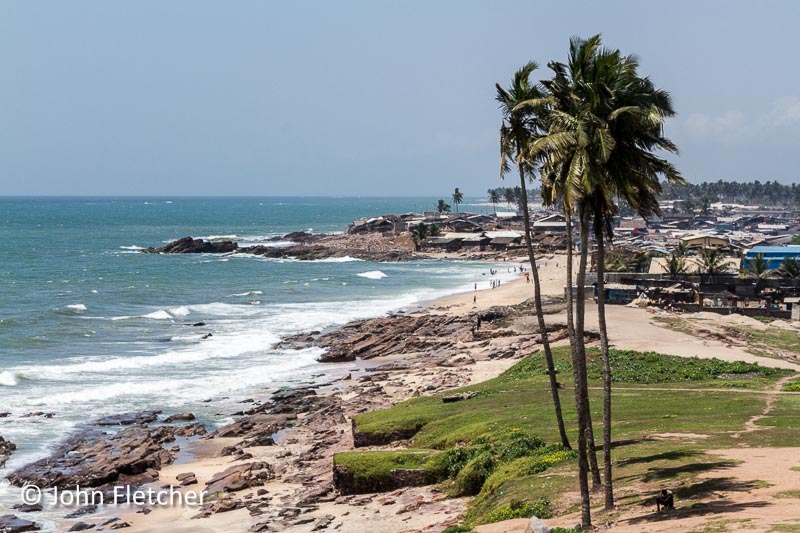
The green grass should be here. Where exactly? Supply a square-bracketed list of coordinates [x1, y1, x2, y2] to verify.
[346, 348, 797, 525]
[333, 449, 446, 493]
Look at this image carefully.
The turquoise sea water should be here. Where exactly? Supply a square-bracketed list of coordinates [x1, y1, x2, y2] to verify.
[0, 197, 514, 512]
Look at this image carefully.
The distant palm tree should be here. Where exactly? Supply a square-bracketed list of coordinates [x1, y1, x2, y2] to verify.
[777, 257, 800, 280]
[699, 247, 726, 275]
[675, 241, 690, 258]
[452, 188, 464, 213]
[488, 189, 501, 214]
[745, 253, 771, 281]
[435, 199, 451, 214]
[662, 252, 688, 277]
[410, 222, 429, 250]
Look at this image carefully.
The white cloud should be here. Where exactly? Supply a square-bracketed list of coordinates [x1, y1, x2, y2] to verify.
[678, 96, 800, 144]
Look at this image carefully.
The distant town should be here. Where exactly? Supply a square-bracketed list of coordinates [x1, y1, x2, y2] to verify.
[348, 180, 800, 320]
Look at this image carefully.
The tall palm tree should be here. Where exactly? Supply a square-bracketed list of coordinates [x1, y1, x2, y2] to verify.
[435, 199, 451, 214]
[488, 189, 501, 215]
[524, 34, 683, 513]
[497, 62, 572, 451]
[452, 188, 464, 213]
[699, 247, 726, 275]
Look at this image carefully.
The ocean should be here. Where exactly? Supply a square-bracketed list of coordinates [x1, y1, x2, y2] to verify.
[0, 196, 514, 516]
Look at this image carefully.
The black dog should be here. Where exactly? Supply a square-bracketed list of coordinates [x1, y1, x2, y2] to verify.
[656, 489, 674, 512]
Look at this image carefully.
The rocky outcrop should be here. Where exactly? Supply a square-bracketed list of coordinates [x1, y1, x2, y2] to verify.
[204, 462, 272, 497]
[5, 412, 202, 491]
[142, 234, 414, 262]
[0, 515, 39, 532]
[0, 436, 15, 468]
[277, 311, 517, 363]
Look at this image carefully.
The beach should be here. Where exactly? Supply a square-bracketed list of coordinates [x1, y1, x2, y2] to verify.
[105, 255, 800, 533]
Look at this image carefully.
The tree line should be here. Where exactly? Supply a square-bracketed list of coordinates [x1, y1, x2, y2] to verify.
[661, 179, 800, 208]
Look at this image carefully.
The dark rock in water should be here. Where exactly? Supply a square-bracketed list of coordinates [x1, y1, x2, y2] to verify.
[277, 231, 316, 242]
[191, 322, 206, 327]
[94, 411, 161, 426]
[0, 412, 10, 417]
[0, 436, 16, 467]
[20, 412, 54, 419]
[109, 523, 131, 530]
[7, 424, 174, 489]
[10, 504, 42, 513]
[143, 236, 238, 254]
[67, 522, 95, 531]
[64, 505, 97, 519]
[163, 413, 195, 423]
[0, 515, 40, 532]
[99, 518, 119, 527]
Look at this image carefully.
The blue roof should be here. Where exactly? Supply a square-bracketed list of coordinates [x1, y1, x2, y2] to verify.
[747, 245, 800, 255]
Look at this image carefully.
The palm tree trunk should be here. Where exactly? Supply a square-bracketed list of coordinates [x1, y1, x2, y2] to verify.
[595, 221, 614, 511]
[518, 165, 571, 450]
[576, 211, 602, 488]
[564, 205, 592, 529]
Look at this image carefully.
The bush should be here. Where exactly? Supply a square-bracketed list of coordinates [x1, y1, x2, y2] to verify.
[482, 498, 552, 523]
[783, 381, 800, 392]
[441, 527, 473, 533]
[454, 452, 496, 496]
[494, 432, 545, 462]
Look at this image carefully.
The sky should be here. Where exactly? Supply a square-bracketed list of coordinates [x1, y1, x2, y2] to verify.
[1, 0, 799, 197]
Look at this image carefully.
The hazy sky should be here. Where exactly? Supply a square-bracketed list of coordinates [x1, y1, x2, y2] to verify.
[2, 1, 799, 196]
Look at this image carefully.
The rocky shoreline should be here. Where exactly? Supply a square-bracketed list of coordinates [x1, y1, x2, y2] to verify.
[141, 231, 528, 263]
[3, 279, 566, 532]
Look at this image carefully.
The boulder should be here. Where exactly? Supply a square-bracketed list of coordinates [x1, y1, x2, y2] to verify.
[204, 462, 272, 497]
[0, 436, 15, 468]
[94, 411, 160, 426]
[143, 237, 238, 254]
[163, 413, 195, 423]
[0, 515, 39, 532]
[524, 516, 551, 533]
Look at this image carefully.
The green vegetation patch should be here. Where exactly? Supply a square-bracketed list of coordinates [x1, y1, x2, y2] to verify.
[347, 348, 796, 524]
[505, 347, 786, 385]
[332, 449, 446, 494]
[783, 381, 800, 392]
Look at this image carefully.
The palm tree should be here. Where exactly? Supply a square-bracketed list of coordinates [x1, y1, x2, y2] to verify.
[497, 62, 572, 451]
[488, 189, 501, 215]
[699, 247, 726, 275]
[662, 253, 688, 277]
[675, 241, 690, 258]
[452, 188, 464, 213]
[745, 253, 772, 291]
[435, 199, 451, 214]
[410, 222, 429, 250]
[525, 34, 683, 513]
[777, 257, 800, 280]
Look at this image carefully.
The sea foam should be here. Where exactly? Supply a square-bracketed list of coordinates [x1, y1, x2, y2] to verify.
[356, 270, 387, 280]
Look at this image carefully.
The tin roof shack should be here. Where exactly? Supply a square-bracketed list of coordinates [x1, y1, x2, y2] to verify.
[680, 233, 729, 249]
[484, 231, 522, 251]
[743, 245, 800, 270]
[349, 216, 400, 235]
[461, 235, 491, 251]
[597, 283, 640, 304]
[532, 214, 568, 233]
[420, 237, 462, 253]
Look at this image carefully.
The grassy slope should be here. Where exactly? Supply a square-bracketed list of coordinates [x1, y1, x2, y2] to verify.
[343, 347, 797, 527]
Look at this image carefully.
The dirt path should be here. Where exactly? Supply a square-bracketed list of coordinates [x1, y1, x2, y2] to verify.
[735, 374, 797, 436]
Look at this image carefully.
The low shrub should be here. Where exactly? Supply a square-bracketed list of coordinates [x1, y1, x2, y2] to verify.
[482, 497, 552, 523]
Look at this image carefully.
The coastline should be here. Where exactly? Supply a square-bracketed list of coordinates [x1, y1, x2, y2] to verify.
[5, 248, 799, 532]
